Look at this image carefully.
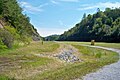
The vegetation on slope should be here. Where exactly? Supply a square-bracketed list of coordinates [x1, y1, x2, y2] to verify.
[0, 0, 40, 48]
[58, 8, 120, 42]
[45, 34, 60, 41]
[0, 41, 60, 79]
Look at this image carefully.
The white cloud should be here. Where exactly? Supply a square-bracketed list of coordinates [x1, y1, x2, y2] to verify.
[50, 0, 59, 4]
[39, 3, 49, 8]
[19, 1, 48, 14]
[50, 0, 79, 4]
[78, 2, 120, 10]
[59, 0, 79, 2]
[38, 28, 66, 37]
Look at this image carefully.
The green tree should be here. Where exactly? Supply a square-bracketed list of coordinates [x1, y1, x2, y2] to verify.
[0, 0, 40, 46]
[58, 8, 120, 42]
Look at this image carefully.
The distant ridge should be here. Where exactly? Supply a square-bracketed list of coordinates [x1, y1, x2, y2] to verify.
[58, 8, 120, 42]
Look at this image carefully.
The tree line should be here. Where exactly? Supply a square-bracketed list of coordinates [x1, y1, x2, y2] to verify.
[57, 8, 120, 42]
[45, 35, 59, 41]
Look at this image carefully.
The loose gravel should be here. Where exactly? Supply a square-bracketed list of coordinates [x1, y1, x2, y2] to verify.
[82, 45, 120, 80]
[56, 49, 80, 62]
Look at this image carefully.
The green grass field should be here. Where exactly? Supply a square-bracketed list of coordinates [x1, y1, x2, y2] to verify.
[0, 41, 61, 79]
[0, 41, 119, 80]
[62, 41, 120, 49]
[31, 43, 119, 80]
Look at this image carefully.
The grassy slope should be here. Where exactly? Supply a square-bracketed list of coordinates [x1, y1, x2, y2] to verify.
[0, 41, 59, 55]
[30, 42, 119, 80]
[0, 41, 61, 79]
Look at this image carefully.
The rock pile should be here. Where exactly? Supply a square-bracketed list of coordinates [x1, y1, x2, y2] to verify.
[56, 50, 80, 62]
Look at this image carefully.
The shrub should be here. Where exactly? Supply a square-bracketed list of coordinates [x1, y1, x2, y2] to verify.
[0, 29, 14, 48]
[4, 26, 20, 40]
[20, 35, 31, 45]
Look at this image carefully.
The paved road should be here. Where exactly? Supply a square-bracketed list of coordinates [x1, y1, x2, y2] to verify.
[82, 45, 120, 80]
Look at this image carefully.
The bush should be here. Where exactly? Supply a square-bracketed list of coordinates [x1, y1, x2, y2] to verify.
[4, 26, 20, 40]
[0, 29, 14, 48]
[20, 35, 32, 45]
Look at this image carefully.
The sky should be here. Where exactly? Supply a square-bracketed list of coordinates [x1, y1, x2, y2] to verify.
[18, 0, 120, 37]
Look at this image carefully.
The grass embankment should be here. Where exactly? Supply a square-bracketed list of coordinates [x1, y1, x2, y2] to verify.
[0, 41, 61, 79]
[29, 43, 119, 80]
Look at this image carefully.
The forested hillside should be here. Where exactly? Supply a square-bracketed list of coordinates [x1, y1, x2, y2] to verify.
[0, 0, 40, 48]
[58, 8, 120, 42]
[45, 35, 59, 41]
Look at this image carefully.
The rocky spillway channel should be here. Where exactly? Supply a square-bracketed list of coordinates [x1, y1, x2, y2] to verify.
[55, 50, 80, 62]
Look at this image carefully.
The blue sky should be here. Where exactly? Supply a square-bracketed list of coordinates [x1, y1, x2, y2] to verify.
[18, 0, 120, 37]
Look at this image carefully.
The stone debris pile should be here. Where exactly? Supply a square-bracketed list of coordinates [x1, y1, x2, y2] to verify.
[56, 50, 80, 62]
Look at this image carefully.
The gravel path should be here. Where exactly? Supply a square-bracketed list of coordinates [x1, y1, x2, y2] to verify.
[82, 45, 120, 80]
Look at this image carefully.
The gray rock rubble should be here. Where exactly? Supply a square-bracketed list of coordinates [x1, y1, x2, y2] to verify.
[56, 50, 80, 62]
